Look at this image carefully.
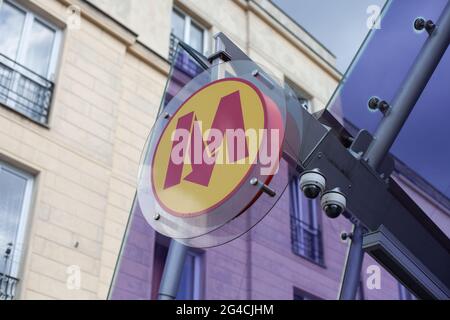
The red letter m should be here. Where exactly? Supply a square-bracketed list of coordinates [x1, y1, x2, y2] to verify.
[164, 91, 249, 189]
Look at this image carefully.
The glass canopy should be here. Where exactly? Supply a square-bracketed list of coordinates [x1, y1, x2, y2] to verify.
[326, 0, 450, 204]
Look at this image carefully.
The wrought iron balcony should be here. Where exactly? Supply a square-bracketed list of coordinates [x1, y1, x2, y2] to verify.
[169, 33, 181, 64]
[0, 52, 54, 125]
[0, 273, 18, 300]
[290, 215, 325, 266]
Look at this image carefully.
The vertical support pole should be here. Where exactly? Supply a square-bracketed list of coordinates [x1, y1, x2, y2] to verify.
[338, 224, 365, 300]
[158, 240, 188, 300]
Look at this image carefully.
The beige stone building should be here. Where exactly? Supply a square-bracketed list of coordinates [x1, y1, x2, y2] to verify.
[1, 0, 446, 300]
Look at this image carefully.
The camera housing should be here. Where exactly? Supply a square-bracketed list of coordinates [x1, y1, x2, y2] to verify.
[320, 188, 347, 219]
[299, 169, 326, 199]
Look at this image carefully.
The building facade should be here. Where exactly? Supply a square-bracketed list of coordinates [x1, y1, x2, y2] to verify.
[0, 0, 448, 300]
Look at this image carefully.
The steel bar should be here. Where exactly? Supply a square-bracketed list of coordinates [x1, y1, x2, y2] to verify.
[338, 224, 365, 300]
[157, 240, 188, 300]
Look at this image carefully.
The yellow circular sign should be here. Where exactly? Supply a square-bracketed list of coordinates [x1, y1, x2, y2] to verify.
[151, 78, 280, 216]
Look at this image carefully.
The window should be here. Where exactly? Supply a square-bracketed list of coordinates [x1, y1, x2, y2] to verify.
[152, 236, 204, 300]
[293, 287, 320, 300]
[289, 175, 324, 265]
[0, 0, 61, 124]
[170, 8, 207, 61]
[398, 283, 415, 300]
[0, 161, 34, 300]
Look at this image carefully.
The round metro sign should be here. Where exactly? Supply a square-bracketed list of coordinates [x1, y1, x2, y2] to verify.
[151, 78, 284, 217]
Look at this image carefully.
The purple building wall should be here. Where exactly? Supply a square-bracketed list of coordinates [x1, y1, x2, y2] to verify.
[110, 206, 155, 300]
[110, 168, 449, 300]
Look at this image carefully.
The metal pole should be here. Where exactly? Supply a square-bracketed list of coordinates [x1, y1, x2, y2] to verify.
[338, 224, 365, 300]
[365, 2, 450, 169]
[158, 240, 188, 300]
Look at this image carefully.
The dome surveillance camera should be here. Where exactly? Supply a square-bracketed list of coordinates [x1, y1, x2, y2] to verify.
[299, 169, 326, 199]
[320, 188, 346, 219]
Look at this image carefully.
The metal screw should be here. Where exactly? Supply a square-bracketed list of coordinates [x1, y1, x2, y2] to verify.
[368, 96, 390, 114]
[163, 112, 170, 119]
[250, 178, 276, 197]
[378, 100, 390, 113]
[368, 96, 380, 111]
[414, 18, 436, 35]
[154, 213, 161, 220]
[341, 232, 353, 241]
[414, 18, 426, 31]
[4, 243, 12, 257]
[425, 20, 436, 34]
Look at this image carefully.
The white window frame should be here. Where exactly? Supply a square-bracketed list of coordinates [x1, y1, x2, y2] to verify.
[172, 7, 209, 55]
[1, 0, 62, 81]
[0, 160, 34, 279]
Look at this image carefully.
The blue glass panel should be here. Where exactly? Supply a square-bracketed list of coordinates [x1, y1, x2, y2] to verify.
[326, 0, 450, 201]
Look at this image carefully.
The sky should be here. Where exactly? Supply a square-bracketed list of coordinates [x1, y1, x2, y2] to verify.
[272, 0, 387, 73]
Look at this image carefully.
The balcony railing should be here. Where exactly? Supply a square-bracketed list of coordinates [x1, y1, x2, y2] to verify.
[0, 273, 18, 300]
[290, 215, 324, 266]
[169, 33, 180, 64]
[0, 52, 54, 125]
